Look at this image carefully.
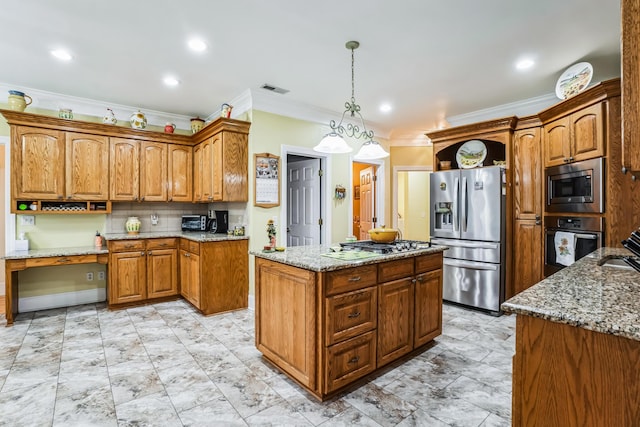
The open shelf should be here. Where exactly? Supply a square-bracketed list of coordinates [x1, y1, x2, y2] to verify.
[14, 200, 111, 214]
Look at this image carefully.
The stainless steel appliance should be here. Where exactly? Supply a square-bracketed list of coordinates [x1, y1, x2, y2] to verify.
[209, 210, 229, 234]
[544, 215, 603, 276]
[545, 157, 604, 213]
[430, 166, 506, 314]
[181, 214, 208, 231]
[340, 240, 431, 254]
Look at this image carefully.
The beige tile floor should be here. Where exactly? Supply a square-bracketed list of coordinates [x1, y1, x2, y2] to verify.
[0, 300, 515, 426]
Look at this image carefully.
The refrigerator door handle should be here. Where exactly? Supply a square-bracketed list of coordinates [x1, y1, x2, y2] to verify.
[431, 239, 499, 250]
[453, 177, 459, 232]
[443, 258, 499, 271]
[461, 176, 468, 232]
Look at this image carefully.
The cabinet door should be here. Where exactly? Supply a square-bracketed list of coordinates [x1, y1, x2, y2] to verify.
[513, 220, 543, 294]
[140, 141, 167, 202]
[571, 103, 604, 162]
[255, 259, 317, 390]
[513, 128, 542, 221]
[188, 251, 201, 308]
[543, 117, 571, 167]
[622, 0, 640, 172]
[109, 251, 146, 304]
[193, 143, 203, 201]
[147, 248, 178, 299]
[377, 278, 414, 368]
[220, 131, 249, 201]
[414, 269, 442, 347]
[200, 138, 213, 202]
[212, 134, 223, 201]
[179, 249, 192, 302]
[168, 144, 192, 202]
[110, 138, 140, 201]
[65, 132, 109, 200]
[200, 240, 248, 313]
[13, 126, 65, 199]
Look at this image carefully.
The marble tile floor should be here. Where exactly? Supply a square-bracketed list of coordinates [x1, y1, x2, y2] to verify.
[0, 300, 515, 427]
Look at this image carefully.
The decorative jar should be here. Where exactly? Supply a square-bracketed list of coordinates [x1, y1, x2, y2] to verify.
[125, 216, 141, 234]
[129, 110, 147, 129]
[221, 103, 233, 118]
[7, 90, 32, 112]
[103, 108, 117, 125]
[58, 108, 73, 119]
[190, 117, 205, 134]
[164, 122, 176, 133]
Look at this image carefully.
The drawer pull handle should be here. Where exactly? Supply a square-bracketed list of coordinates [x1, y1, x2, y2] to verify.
[125, 244, 134, 249]
[348, 276, 361, 282]
[347, 311, 361, 318]
[57, 257, 71, 263]
[348, 356, 360, 364]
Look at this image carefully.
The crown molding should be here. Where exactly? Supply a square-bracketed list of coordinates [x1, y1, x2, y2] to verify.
[445, 91, 559, 127]
[0, 82, 195, 131]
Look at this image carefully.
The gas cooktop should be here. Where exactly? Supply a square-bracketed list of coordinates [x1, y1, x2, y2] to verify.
[340, 240, 431, 254]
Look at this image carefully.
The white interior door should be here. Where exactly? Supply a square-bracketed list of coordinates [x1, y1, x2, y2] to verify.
[287, 157, 321, 246]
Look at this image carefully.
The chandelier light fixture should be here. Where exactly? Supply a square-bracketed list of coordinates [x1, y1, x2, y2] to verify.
[313, 41, 389, 160]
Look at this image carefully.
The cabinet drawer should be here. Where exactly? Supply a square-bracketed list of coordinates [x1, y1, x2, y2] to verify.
[179, 239, 200, 254]
[326, 287, 377, 346]
[378, 258, 414, 283]
[325, 331, 376, 394]
[109, 240, 144, 252]
[146, 238, 177, 250]
[325, 265, 377, 296]
[415, 253, 443, 273]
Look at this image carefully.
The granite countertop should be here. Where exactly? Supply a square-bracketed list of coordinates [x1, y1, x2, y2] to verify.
[250, 243, 446, 272]
[4, 246, 109, 259]
[502, 247, 640, 342]
[103, 231, 249, 243]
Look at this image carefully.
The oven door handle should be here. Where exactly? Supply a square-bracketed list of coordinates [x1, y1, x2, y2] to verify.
[574, 233, 598, 240]
[443, 258, 499, 271]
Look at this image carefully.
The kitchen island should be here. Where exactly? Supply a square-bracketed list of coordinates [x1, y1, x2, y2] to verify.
[251, 243, 445, 400]
[502, 247, 640, 426]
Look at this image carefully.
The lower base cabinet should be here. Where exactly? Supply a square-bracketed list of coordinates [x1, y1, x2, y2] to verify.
[180, 238, 248, 315]
[255, 251, 443, 400]
[108, 238, 178, 306]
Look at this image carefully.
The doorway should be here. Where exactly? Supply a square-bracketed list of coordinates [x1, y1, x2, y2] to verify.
[286, 154, 322, 246]
[393, 166, 432, 241]
[351, 160, 385, 240]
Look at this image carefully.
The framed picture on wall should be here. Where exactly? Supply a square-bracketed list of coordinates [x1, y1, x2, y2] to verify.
[354, 185, 360, 200]
[254, 153, 280, 207]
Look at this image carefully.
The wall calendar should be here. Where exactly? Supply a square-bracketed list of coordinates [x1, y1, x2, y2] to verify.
[254, 153, 280, 207]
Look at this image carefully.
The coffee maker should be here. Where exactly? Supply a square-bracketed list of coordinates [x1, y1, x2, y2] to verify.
[209, 210, 229, 234]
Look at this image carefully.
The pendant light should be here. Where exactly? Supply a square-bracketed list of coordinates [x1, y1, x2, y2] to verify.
[313, 41, 389, 159]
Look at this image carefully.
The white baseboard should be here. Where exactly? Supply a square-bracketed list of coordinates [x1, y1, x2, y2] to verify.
[248, 294, 255, 311]
[19, 288, 106, 313]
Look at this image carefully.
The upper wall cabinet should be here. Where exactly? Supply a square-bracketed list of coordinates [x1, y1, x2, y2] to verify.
[622, 0, 640, 175]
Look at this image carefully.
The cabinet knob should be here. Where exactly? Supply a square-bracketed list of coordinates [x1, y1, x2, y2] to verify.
[622, 166, 628, 174]
[347, 311, 361, 318]
[140, 251, 145, 256]
[58, 195, 64, 200]
[147, 250, 152, 255]
[67, 196, 72, 200]
[563, 158, 570, 163]
[569, 156, 574, 161]
[141, 197, 145, 201]
[168, 197, 173, 202]
[633, 175, 637, 182]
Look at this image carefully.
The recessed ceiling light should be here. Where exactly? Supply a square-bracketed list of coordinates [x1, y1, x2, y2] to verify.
[516, 58, 535, 70]
[379, 103, 392, 113]
[51, 49, 72, 61]
[163, 76, 180, 86]
[188, 38, 207, 52]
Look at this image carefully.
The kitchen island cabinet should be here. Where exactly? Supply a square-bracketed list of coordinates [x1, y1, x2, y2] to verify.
[503, 248, 640, 426]
[253, 244, 445, 401]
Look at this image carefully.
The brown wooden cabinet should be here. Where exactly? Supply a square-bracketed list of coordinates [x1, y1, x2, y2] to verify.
[109, 138, 140, 201]
[512, 123, 544, 295]
[179, 238, 248, 315]
[193, 125, 249, 202]
[139, 141, 167, 202]
[255, 251, 443, 401]
[543, 103, 604, 167]
[11, 126, 109, 203]
[108, 238, 178, 306]
[168, 144, 192, 202]
[622, 0, 640, 174]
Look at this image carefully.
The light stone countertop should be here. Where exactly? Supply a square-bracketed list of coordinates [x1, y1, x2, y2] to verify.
[4, 246, 109, 259]
[250, 243, 446, 272]
[502, 247, 640, 342]
[103, 231, 249, 243]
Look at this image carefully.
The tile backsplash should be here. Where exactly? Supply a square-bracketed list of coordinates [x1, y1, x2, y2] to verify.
[106, 202, 248, 234]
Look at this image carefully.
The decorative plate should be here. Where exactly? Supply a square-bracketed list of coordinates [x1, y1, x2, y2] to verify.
[555, 62, 593, 99]
[456, 140, 487, 169]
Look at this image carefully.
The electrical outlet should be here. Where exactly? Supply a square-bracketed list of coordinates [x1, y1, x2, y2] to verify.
[97, 271, 105, 280]
[20, 215, 35, 226]
[86, 272, 94, 281]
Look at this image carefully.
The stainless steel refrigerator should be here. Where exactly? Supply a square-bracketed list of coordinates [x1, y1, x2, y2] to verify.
[430, 166, 506, 314]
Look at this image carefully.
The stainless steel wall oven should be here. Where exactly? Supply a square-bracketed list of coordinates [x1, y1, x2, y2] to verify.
[544, 215, 603, 276]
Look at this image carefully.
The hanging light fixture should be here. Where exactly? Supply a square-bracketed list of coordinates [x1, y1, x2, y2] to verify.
[313, 41, 389, 159]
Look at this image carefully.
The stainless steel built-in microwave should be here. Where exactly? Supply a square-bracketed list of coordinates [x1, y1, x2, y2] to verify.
[545, 157, 604, 213]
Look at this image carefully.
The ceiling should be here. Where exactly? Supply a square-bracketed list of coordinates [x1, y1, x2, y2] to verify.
[0, 1, 622, 140]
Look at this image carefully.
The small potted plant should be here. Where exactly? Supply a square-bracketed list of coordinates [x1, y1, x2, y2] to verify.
[266, 219, 277, 248]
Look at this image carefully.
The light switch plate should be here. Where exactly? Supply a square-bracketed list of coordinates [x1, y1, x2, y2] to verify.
[20, 215, 35, 226]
